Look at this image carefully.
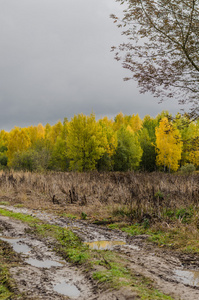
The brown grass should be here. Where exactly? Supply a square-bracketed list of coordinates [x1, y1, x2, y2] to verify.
[0, 170, 198, 223]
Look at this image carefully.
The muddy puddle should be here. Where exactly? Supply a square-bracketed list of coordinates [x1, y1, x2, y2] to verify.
[0, 236, 31, 254]
[174, 268, 199, 286]
[0, 235, 65, 269]
[85, 240, 126, 250]
[25, 258, 64, 268]
[53, 281, 81, 298]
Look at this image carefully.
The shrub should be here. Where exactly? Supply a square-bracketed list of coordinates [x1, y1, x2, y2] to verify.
[180, 163, 196, 174]
[0, 154, 8, 167]
[10, 149, 51, 172]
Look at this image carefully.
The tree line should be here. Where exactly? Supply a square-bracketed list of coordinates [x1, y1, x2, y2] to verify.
[0, 111, 198, 172]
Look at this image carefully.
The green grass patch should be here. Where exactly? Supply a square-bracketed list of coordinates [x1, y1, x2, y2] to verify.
[109, 219, 199, 253]
[92, 251, 173, 299]
[109, 222, 151, 235]
[147, 225, 199, 252]
[0, 264, 13, 300]
[0, 201, 10, 206]
[14, 204, 24, 208]
[0, 208, 41, 225]
[60, 213, 77, 220]
[163, 207, 194, 224]
[92, 254, 131, 286]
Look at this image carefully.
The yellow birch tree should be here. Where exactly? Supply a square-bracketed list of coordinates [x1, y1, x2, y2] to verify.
[129, 114, 143, 132]
[7, 127, 31, 163]
[156, 117, 182, 172]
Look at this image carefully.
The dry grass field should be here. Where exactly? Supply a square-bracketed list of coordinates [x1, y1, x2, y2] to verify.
[0, 170, 199, 225]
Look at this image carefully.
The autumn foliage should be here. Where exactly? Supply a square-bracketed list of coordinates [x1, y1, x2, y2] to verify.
[0, 111, 198, 172]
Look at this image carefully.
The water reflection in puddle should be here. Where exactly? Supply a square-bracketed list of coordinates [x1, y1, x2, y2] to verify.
[26, 258, 63, 268]
[174, 269, 199, 286]
[0, 237, 31, 254]
[85, 240, 126, 250]
[53, 282, 80, 298]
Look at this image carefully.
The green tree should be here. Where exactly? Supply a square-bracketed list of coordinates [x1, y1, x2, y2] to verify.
[184, 122, 199, 167]
[11, 149, 39, 171]
[97, 117, 117, 171]
[139, 128, 156, 171]
[66, 113, 107, 171]
[49, 121, 63, 144]
[49, 136, 69, 171]
[173, 114, 199, 168]
[142, 115, 158, 142]
[113, 125, 143, 171]
[0, 130, 8, 167]
[139, 115, 158, 171]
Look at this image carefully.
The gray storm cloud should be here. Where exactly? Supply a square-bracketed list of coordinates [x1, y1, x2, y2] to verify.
[0, 0, 186, 131]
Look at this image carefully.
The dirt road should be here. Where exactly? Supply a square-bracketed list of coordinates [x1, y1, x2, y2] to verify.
[1, 205, 199, 300]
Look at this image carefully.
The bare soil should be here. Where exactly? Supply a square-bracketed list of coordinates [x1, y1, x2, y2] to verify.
[1, 205, 199, 300]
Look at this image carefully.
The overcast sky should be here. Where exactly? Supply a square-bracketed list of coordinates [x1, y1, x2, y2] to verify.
[0, 0, 189, 131]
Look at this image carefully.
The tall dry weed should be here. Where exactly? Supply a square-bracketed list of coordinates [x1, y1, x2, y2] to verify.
[0, 170, 198, 220]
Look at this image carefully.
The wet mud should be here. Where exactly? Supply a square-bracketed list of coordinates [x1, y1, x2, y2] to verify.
[1, 205, 199, 299]
[0, 216, 95, 299]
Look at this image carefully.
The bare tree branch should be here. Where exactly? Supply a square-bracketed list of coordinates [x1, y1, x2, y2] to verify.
[111, 0, 199, 117]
